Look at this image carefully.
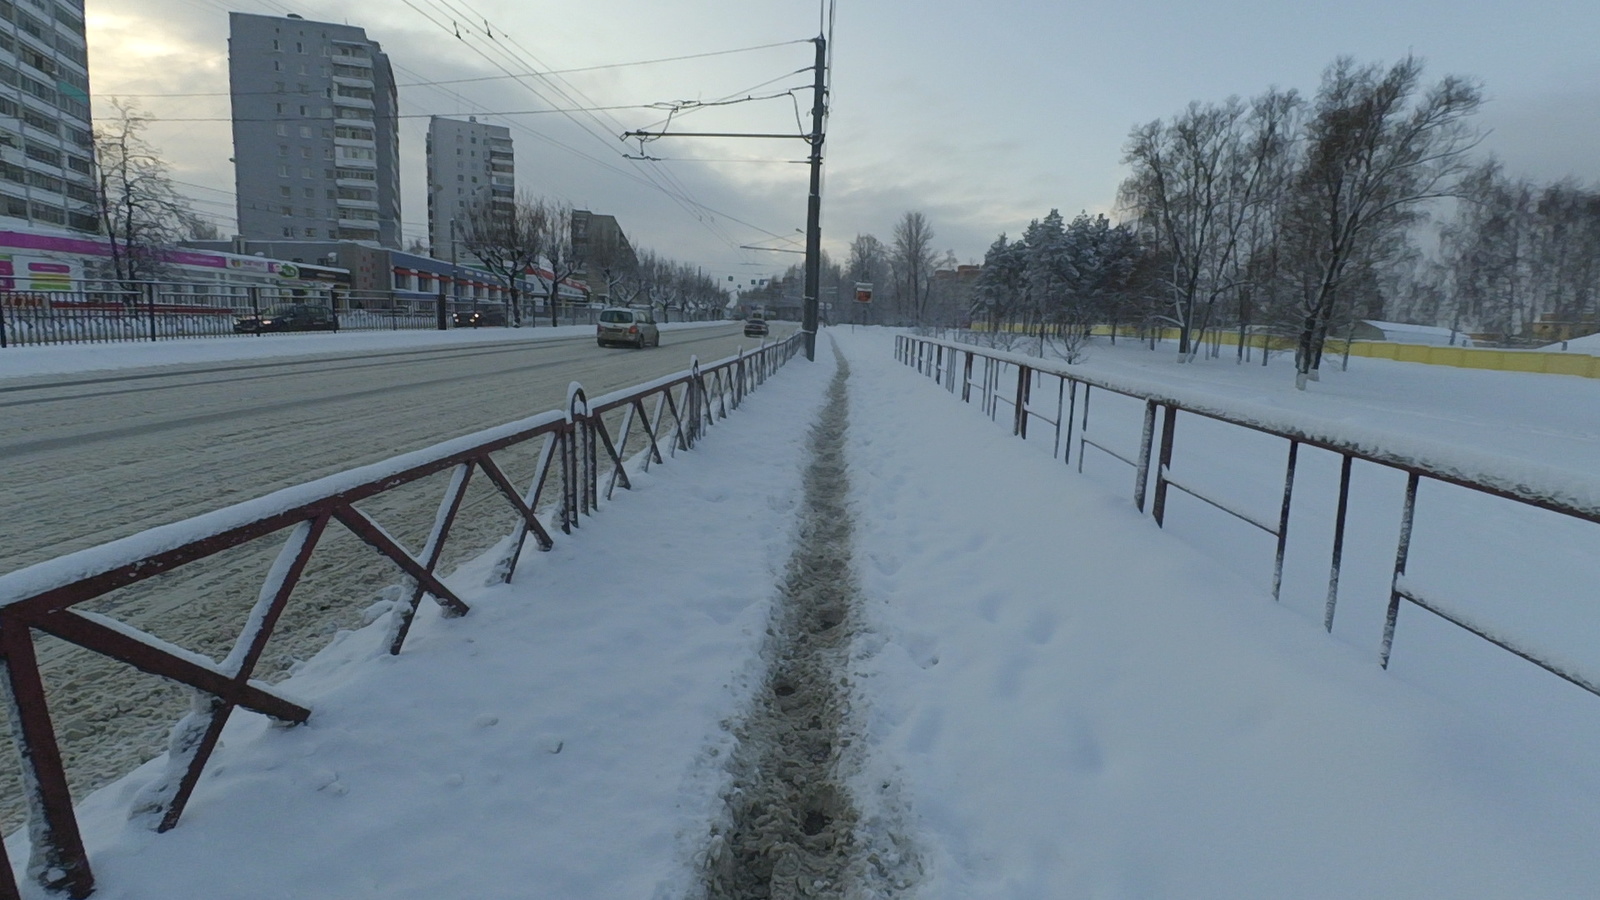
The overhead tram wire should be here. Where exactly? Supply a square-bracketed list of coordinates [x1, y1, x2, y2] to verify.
[421, 0, 803, 254]
[185, 0, 798, 260]
[402, 0, 763, 259]
[437, 1, 817, 263]
[110, 42, 809, 100]
[129, 0, 799, 266]
[412, 0, 718, 227]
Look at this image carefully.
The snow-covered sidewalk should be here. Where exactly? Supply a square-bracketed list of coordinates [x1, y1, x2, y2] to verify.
[10, 328, 1600, 897]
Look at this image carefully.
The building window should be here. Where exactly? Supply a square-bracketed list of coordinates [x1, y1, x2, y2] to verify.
[278, 165, 290, 177]
[299, 125, 312, 138]
[304, 228, 318, 237]
[279, 186, 292, 198]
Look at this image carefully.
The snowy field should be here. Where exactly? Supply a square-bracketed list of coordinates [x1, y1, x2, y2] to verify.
[5, 327, 1599, 896]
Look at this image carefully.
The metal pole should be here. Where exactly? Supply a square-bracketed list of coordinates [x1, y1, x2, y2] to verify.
[1272, 441, 1299, 602]
[1324, 454, 1355, 630]
[1380, 473, 1422, 669]
[800, 34, 826, 362]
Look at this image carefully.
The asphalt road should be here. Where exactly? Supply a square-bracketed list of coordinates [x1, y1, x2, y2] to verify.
[0, 321, 791, 828]
[0, 322, 772, 570]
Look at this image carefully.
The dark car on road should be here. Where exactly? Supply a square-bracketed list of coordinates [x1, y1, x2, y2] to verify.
[235, 303, 339, 334]
[453, 308, 507, 327]
[743, 317, 769, 338]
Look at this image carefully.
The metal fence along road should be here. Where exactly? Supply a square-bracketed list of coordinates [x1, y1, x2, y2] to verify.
[0, 333, 803, 898]
[0, 281, 720, 348]
[895, 333, 1600, 704]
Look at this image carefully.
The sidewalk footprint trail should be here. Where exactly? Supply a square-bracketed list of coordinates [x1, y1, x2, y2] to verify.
[697, 347, 919, 899]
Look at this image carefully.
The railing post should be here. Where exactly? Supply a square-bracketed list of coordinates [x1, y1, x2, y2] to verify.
[1013, 365, 1030, 437]
[961, 351, 974, 402]
[1380, 472, 1421, 669]
[1272, 441, 1298, 602]
[1063, 379, 1078, 467]
[145, 282, 159, 342]
[1133, 399, 1157, 513]
[1324, 454, 1354, 629]
[1151, 405, 1178, 527]
[0, 616, 95, 898]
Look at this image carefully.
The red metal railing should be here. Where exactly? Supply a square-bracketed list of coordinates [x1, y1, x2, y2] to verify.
[0, 333, 802, 898]
[896, 333, 1600, 700]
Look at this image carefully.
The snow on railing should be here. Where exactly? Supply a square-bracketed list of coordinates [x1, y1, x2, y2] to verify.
[895, 332, 1600, 711]
[0, 333, 804, 899]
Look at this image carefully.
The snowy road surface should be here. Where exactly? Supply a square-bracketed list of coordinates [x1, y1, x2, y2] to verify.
[0, 322, 768, 570]
[4, 327, 1598, 897]
[0, 321, 779, 831]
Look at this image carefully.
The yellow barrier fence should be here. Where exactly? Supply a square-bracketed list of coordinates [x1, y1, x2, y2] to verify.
[967, 322, 1600, 378]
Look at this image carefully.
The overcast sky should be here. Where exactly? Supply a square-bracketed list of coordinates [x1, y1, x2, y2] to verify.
[89, 0, 1600, 287]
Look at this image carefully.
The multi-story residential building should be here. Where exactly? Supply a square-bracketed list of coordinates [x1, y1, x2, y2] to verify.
[425, 115, 513, 260]
[0, 0, 97, 234]
[228, 11, 401, 248]
[570, 209, 634, 305]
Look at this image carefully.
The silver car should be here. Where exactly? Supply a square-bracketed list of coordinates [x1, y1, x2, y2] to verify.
[596, 307, 660, 348]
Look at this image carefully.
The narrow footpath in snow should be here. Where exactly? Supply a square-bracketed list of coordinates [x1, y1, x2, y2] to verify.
[699, 348, 919, 899]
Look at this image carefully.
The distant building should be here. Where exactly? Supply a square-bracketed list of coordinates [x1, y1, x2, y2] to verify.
[183, 237, 586, 310]
[1526, 313, 1600, 344]
[571, 209, 635, 305]
[0, 0, 98, 235]
[426, 116, 513, 260]
[228, 12, 401, 248]
[1349, 320, 1472, 347]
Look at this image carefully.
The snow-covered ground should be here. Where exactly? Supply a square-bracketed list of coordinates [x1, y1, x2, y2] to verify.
[5, 327, 1599, 897]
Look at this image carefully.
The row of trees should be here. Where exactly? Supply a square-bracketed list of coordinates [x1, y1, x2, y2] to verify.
[843, 212, 962, 326]
[459, 196, 731, 325]
[1118, 55, 1486, 387]
[973, 210, 1145, 359]
[961, 57, 1600, 386]
[1396, 164, 1600, 341]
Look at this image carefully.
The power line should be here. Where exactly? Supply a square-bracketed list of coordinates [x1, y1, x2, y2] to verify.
[107, 40, 811, 99]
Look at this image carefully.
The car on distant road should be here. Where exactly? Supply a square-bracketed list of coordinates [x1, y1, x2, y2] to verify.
[234, 303, 339, 334]
[596, 307, 660, 348]
[453, 308, 506, 327]
[743, 317, 769, 338]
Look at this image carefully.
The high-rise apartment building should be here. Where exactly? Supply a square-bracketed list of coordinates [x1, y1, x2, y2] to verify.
[425, 115, 513, 259]
[228, 12, 400, 248]
[0, 0, 97, 234]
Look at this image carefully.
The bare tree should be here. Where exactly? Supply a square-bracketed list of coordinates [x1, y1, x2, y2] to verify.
[1119, 91, 1300, 360]
[94, 102, 209, 287]
[845, 233, 888, 323]
[1284, 56, 1482, 387]
[541, 201, 584, 326]
[586, 227, 637, 307]
[890, 211, 938, 324]
[458, 191, 546, 326]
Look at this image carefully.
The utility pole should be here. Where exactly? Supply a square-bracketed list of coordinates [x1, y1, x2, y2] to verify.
[800, 34, 826, 361]
[622, 31, 829, 360]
